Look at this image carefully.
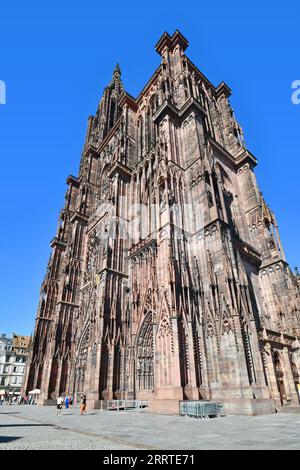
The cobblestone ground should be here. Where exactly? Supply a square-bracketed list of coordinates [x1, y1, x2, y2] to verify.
[0, 409, 140, 450]
[1, 405, 300, 449]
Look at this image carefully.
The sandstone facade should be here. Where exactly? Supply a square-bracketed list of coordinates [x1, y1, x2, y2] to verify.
[23, 31, 300, 414]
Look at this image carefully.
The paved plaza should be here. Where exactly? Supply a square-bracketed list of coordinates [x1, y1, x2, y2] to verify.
[0, 405, 300, 450]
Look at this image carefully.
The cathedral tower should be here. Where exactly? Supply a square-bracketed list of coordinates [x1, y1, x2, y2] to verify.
[23, 31, 300, 415]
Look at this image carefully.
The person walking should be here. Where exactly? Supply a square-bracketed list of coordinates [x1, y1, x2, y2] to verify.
[56, 395, 63, 416]
[0, 395, 4, 406]
[68, 395, 73, 409]
[65, 395, 69, 410]
[80, 394, 87, 415]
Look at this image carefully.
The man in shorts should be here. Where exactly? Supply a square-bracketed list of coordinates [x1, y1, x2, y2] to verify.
[56, 395, 63, 415]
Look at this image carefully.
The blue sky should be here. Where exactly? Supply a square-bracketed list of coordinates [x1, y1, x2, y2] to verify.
[0, 1, 299, 335]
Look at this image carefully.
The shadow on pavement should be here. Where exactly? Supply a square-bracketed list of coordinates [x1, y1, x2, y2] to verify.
[0, 436, 22, 443]
[0, 424, 52, 428]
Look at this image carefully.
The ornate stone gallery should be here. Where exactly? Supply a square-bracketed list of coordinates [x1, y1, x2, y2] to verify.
[23, 31, 300, 414]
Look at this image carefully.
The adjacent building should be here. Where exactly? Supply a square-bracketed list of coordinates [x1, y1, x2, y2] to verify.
[23, 30, 300, 414]
[0, 333, 31, 396]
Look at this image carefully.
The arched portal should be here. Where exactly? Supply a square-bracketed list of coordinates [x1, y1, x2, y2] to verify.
[75, 326, 90, 395]
[290, 356, 300, 404]
[273, 350, 286, 404]
[136, 312, 154, 391]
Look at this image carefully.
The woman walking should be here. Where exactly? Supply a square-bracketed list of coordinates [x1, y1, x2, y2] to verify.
[80, 394, 87, 415]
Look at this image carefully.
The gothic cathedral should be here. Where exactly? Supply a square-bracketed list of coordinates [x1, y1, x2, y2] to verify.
[23, 31, 300, 414]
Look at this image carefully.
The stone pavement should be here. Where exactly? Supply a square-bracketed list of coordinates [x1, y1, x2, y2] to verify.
[1, 405, 300, 450]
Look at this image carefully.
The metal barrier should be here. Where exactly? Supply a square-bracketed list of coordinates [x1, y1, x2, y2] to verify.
[179, 400, 223, 418]
[106, 399, 149, 412]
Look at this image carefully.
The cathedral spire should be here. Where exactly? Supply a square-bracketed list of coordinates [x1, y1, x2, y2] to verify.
[109, 62, 123, 92]
[85, 62, 125, 146]
[113, 62, 121, 76]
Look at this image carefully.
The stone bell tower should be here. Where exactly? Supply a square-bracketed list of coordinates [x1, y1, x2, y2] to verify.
[23, 30, 300, 415]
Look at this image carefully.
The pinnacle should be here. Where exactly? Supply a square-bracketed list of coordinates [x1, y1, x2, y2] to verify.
[109, 62, 124, 91]
[113, 62, 121, 76]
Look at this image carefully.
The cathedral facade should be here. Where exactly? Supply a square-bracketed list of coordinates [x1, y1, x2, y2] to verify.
[23, 31, 300, 414]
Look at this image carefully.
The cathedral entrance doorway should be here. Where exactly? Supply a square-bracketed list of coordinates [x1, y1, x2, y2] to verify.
[136, 312, 154, 393]
[273, 351, 286, 405]
[290, 358, 300, 404]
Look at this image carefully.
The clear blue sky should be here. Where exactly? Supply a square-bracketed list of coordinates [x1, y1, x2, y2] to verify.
[0, 1, 299, 335]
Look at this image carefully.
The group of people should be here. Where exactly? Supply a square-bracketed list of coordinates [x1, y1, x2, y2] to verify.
[56, 394, 86, 415]
[56, 394, 73, 415]
[0, 394, 35, 405]
[18, 395, 37, 405]
[1, 392, 87, 415]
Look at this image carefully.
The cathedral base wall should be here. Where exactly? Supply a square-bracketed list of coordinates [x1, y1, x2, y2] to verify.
[87, 396, 276, 416]
[147, 397, 276, 416]
[148, 399, 181, 415]
[221, 398, 276, 415]
[136, 390, 155, 400]
[39, 399, 55, 406]
[88, 399, 105, 410]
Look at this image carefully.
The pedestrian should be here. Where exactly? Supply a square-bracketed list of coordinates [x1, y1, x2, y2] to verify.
[65, 395, 69, 410]
[68, 395, 73, 409]
[80, 394, 87, 415]
[0, 395, 4, 406]
[56, 395, 63, 416]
